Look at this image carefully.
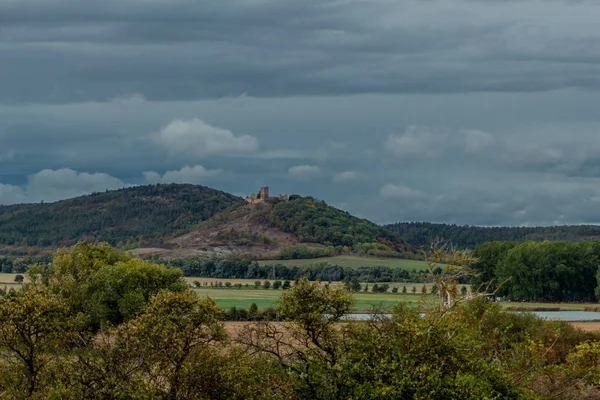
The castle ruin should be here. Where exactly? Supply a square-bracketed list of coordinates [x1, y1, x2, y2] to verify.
[246, 186, 288, 204]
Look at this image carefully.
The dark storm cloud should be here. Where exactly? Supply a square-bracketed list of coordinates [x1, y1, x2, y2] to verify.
[2, 0, 600, 103]
[3, 0, 600, 226]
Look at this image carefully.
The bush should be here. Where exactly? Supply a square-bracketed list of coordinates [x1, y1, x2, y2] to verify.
[13, 274, 24, 283]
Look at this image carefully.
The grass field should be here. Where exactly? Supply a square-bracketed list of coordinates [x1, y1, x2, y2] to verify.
[192, 287, 429, 311]
[259, 256, 434, 271]
[2, 273, 596, 313]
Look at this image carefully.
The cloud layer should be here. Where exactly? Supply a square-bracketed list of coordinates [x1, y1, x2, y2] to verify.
[2, 0, 600, 226]
[2, 0, 600, 104]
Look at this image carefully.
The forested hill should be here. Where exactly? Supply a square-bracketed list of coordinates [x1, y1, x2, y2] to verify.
[267, 196, 411, 251]
[0, 184, 245, 252]
[386, 221, 600, 249]
[0, 185, 413, 258]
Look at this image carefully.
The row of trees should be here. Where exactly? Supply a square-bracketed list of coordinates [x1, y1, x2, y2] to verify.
[164, 257, 431, 283]
[1, 243, 599, 398]
[388, 221, 600, 249]
[472, 240, 600, 302]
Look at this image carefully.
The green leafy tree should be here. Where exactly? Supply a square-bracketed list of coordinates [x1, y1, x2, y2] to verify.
[0, 287, 74, 398]
[239, 279, 354, 399]
[29, 242, 188, 330]
[13, 274, 24, 283]
[263, 280, 271, 289]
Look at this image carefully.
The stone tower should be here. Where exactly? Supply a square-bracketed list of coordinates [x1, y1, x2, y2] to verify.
[259, 186, 269, 199]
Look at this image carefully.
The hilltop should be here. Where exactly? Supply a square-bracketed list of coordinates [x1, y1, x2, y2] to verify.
[0, 184, 412, 258]
[0, 184, 244, 256]
[146, 195, 413, 258]
[387, 221, 600, 249]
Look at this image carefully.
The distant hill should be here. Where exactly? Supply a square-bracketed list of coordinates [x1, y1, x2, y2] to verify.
[0, 185, 412, 258]
[386, 222, 600, 249]
[0, 184, 245, 255]
[141, 196, 413, 258]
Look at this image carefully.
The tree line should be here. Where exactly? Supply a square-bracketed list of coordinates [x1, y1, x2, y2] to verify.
[387, 221, 600, 249]
[162, 256, 431, 283]
[0, 242, 599, 399]
[471, 240, 600, 302]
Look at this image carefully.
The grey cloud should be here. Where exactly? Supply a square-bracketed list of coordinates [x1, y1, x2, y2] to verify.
[288, 165, 322, 181]
[2, 0, 600, 104]
[155, 118, 259, 157]
[384, 125, 597, 175]
[144, 165, 222, 184]
[373, 178, 600, 226]
[332, 171, 360, 184]
[0, 168, 129, 205]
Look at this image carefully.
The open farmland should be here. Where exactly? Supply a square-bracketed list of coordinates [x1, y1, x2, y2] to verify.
[0, 273, 26, 290]
[193, 286, 429, 311]
[258, 255, 435, 270]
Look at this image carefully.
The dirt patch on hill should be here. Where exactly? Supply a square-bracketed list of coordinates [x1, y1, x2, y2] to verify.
[135, 203, 320, 258]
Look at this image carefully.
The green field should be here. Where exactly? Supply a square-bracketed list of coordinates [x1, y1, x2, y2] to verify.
[192, 286, 600, 312]
[259, 256, 434, 271]
[193, 287, 431, 311]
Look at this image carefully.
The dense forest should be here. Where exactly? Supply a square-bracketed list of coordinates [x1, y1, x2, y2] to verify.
[471, 241, 600, 302]
[265, 196, 412, 252]
[1, 243, 599, 399]
[0, 184, 244, 249]
[387, 221, 600, 249]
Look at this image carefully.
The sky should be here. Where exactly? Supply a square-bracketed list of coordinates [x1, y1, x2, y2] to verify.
[2, 0, 600, 226]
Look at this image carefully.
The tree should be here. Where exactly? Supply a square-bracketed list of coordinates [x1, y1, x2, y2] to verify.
[13, 274, 24, 283]
[238, 279, 354, 399]
[272, 280, 282, 290]
[263, 280, 271, 289]
[402, 286, 407, 294]
[254, 280, 262, 288]
[81, 258, 188, 329]
[248, 303, 259, 320]
[66, 291, 281, 400]
[282, 280, 291, 290]
[28, 242, 188, 330]
[350, 278, 361, 292]
[0, 287, 74, 398]
[412, 286, 417, 294]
